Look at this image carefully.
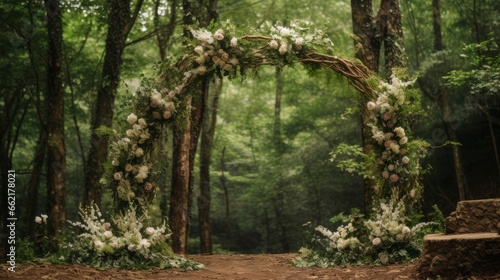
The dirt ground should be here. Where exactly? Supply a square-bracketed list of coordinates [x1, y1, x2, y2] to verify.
[1, 253, 417, 280]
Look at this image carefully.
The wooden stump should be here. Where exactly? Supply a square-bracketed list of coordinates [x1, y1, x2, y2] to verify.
[446, 199, 500, 234]
[414, 232, 500, 279]
[415, 199, 500, 279]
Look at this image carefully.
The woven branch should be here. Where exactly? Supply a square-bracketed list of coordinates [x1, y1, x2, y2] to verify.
[300, 52, 375, 98]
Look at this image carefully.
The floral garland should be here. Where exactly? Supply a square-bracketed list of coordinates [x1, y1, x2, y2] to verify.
[365, 74, 429, 207]
[102, 22, 429, 216]
[102, 20, 376, 213]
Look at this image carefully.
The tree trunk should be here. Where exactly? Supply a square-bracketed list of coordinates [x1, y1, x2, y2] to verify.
[168, 0, 218, 255]
[378, 0, 406, 75]
[351, 0, 380, 214]
[351, 0, 407, 213]
[170, 96, 192, 254]
[84, 0, 143, 207]
[44, 0, 66, 238]
[198, 78, 222, 254]
[432, 0, 468, 201]
[432, 0, 444, 52]
[351, 0, 380, 73]
[186, 80, 208, 250]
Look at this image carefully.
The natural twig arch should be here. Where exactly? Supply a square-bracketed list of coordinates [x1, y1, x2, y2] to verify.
[103, 21, 425, 215]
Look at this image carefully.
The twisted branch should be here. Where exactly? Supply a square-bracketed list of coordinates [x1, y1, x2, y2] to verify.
[300, 52, 375, 98]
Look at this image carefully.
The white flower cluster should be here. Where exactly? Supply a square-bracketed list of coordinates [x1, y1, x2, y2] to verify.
[365, 201, 412, 250]
[315, 223, 360, 251]
[107, 112, 158, 201]
[366, 74, 416, 187]
[67, 205, 171, 259]
[148, 89, 176, 120]
[35, 214, 48, 224]
[190, 28, 240, 73]
[308, 197, 433, 266]
[268, 21, 330, 55]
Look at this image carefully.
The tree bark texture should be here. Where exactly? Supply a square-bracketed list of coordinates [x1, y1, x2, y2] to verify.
[351, 0, 407, 214]
[168, 0, 218, 255]
[351, 0, 379, 214]
[432, 0, 443, 52]
[187, 80, 208, 248]
[198, 78, 222, 254]
[84, 0, 143, 207]
[378, 0, 406, 75]
[170, 96, 192, 254]
[351, 0, 380, 73]
[44, 0, 66, 238]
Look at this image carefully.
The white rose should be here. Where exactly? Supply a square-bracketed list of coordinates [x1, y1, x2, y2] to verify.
[103, 230, 113, 240]
[35, 216, 42, 224]
[388, 164, 395, 171]
[127, 244, 137, 251]
[127, 113, 137, 125]
[140, 239, 151, 248]
[194, 45, 204, 54]
[279, 41, 288, 55]
[402, 226, 411, 235]
[135, 166, 149, 183]
[138, 118, 147, 129]
[399, 137, 408, 145]
[214, 31, 224, 41]
[135, 147, 144, 157]
[41, 214, 48, 223]
[145, 227, 156, 236]
[125, 164, 134, 172]
[94, 240, 105, 251]
[402, 156, 410, 164]
[294, 37, 304, 46]
[396, 234, 404, 241]
[279, 27, 291, 36]
[394, 127, 405, 137]
[269, 39, 279, 49]
[163, 110, 172, 119]
[230, 37, 238, 47]
[126, 129, 134, 137]
[390, 143, 400, 154]
[113, 172, 122, 181]
[367, 101, 376, 110]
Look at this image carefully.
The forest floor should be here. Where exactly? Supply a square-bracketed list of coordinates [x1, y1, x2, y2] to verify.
[1, 253, 417, 279]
